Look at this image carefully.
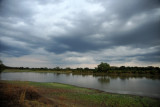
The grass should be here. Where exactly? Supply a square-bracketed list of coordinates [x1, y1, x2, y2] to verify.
[0, 80, 160, 107]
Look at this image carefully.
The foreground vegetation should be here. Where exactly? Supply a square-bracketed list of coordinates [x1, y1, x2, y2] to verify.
[0, 80, 160, 107]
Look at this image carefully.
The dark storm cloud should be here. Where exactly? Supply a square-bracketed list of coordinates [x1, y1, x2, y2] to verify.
[138, 55, 160, 62]
[109, 19, 160, 48]
[97, 48, 160, 63]
[0, 41, 12, 52]
[139, 50, 160, 62]
[125, 49, 160, 63]
[46, 36, 104, 54]
[0, 40, 31, 57]
[0, 0, 34, 19]
[109, 0, 160, 19]
[90, 0, 160, 17]
[44, 7, 160, 54]
[0, 0, 160, 67]
[37, 0, 63, 5]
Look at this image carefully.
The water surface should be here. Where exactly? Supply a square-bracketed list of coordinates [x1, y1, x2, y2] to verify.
[1, 72, 160, 98]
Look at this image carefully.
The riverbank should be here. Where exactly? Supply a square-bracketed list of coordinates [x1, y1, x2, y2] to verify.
[4, 69, 160, 75]
[0, 80, 160, 107]
[3, 69, 72, 73]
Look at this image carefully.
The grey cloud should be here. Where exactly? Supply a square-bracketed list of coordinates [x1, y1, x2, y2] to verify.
[138, 56, 160, 62]
[37, 0, 63, 5]
[111, 0, 160, 19]
[97, 49, 160, 63]
[127, 51, 160, 63]
[109, 19, 160, 48]
[44, 9, 160, 54]
[0, 0, 35, 19]
[0, 40, 31, 57]
[46, 36, 103, 54]
[137, 49, 160, 62]
[0, 0, 160, 67]
[90, 0, 160, 18]
[44, 13, 106, 54]
[119, 47, 160, 63]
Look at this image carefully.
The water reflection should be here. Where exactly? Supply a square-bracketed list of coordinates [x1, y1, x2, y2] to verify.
[119, 76, 129, 80]
[65, 73, 71, 77]
[55, 73, 60, 76]
[98, 76, 110, 84]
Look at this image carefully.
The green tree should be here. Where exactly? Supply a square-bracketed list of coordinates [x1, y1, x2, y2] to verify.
[84, 67, 89, 71]
[96, 62, 110, 72]
[54, 67, 61, 71]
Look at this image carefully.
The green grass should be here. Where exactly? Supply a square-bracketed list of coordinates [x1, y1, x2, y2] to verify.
[2, 80, 160, 107]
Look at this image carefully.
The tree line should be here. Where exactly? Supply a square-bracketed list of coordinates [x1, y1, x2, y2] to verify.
[0, 60, 160, 74]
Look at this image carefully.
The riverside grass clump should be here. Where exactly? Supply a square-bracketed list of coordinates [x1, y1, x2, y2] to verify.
[19, 89, 26, 104]
[0, 80, 160, 107]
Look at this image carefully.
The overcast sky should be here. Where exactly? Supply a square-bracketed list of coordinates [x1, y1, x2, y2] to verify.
[0, 0, 160, 68]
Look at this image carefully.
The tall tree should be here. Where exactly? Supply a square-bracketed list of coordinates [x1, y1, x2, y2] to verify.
[0, 60, 6, 72]
[96, 62, 110, 72]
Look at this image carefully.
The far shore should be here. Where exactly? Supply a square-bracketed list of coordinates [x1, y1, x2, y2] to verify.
[3, 69, 160, 78]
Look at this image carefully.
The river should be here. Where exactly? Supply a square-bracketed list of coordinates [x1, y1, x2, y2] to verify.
[1, 72, 160, 98]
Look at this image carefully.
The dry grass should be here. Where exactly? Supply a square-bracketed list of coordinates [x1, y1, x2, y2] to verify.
[19, 89, 26, 104]
[0, 82, 58, 107]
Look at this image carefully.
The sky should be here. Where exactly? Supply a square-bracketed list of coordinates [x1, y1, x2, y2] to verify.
[0, 0, 160, 68]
